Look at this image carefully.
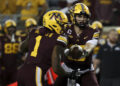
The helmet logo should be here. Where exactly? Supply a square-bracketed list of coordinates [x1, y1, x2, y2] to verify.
[50, 13, 62, 20]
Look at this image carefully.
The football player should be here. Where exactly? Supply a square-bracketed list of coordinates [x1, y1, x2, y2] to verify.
[17, 10, 68, 86]
[16, 18, 38, 42]
[0, 19, 21, 86]
[52, 3, 100, 86]
[25, 18, 38, 34]
[20, 18, 38, 61]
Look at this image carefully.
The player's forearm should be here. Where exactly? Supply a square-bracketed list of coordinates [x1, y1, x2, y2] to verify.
[84, 39, 98, 53]
[52, 45, 68, 76]
[54, 60, 68, 76]
[19, 37, 29, 53]
[84, 43, 95, 53]
[93, 59, 100, 70]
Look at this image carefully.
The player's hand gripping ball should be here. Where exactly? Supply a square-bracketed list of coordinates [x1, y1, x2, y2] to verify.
[64, 44, 83, 60]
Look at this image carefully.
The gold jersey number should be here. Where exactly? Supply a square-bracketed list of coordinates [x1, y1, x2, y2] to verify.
[4, 43, 19, 54]
[31, 34, 53, 58]
[31, 36, 42, 58]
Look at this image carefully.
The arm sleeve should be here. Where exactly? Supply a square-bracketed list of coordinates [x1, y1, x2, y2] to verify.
[86, 39, 98, 46]
[56, 35, 68, 47]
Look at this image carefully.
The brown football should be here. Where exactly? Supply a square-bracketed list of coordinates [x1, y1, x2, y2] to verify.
[68, 46, 83, 59]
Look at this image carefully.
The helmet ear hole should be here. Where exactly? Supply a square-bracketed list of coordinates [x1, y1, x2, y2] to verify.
[52, 25, 57, 27]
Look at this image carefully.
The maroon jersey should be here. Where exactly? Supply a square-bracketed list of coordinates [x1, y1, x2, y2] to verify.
[63, 25, 99, 70]
[25, 27, 67, 72]
[0, 34, 20, 69]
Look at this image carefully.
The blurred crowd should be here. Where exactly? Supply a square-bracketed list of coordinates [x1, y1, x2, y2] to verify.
[0, 0, 120, 86]
[0, 0, 120, 27]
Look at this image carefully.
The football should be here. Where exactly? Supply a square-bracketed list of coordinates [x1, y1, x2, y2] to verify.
[63, 44, 84, 69]
[68, 44, 83, 59]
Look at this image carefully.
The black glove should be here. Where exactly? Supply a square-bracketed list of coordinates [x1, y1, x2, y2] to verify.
[68, 69, 82, 80]
[68, 71, 76, 79]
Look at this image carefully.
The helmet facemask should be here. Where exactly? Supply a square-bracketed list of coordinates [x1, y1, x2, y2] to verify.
[4, 19, 16, 35]
[7, 26, 16, 35]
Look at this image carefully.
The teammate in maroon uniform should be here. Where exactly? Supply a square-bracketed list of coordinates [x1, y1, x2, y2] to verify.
[0, 19, 21, 86]
[20, 18, 38, 62]
[52, 3, 99, 86]
[17, 10, 68, 86]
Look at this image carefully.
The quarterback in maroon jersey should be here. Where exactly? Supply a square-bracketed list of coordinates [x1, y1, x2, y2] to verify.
[52, 3, 99, 86]
[17, 10, 68, 86]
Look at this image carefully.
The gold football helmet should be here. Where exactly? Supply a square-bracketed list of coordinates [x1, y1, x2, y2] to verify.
[69, 3, 90, 28]
[91, 21, 103, 29]
[25, 18, 37, 28]
[43, 10, 68, 34]
[4, 19, 16, 34]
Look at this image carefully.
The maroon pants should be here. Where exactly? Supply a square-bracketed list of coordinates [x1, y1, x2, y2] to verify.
[17, 63, 49, 86]
[1, 67, 17, 85]
[54, 71, 99, 86]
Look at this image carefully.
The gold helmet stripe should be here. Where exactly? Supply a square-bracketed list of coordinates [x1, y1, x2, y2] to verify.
[57, 36, 68, 45]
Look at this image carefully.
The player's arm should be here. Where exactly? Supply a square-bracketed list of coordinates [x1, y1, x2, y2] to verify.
[52, 35, 70, 76]
[84, 39, 98, 54]
[93, 46, 103, 70]
[93, 58, 100, 70]
[52, 45, 69, 76]
[19, 37, 29, 53]
[83, 31, 100, 56]
[19, 27, 41, 52]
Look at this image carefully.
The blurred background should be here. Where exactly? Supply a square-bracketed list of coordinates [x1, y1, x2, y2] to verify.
[0, 0, 119, 30]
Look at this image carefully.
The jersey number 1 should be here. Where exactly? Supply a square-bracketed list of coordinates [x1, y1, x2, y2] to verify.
[31, 36, 42, 58]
